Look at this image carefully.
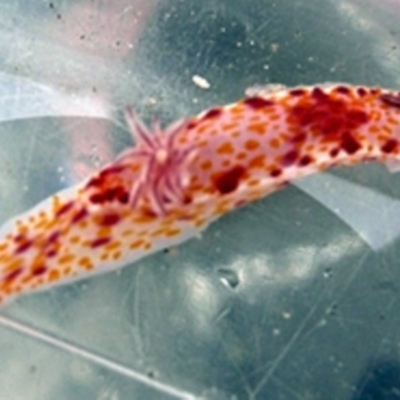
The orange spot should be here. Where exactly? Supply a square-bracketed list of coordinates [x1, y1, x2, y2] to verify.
[165, 228, 181, 237]
[0, 243, 8, 251]
[122, 229, 134, 237]
[48, 269, 60, 282]
[129, 164, 141, 173]
[112, 251, 122, 260]
[248, 123, 266, 135]
[222, 123, 237, 130]
[130, 239, 145, 249]
[84, 262, 94, 271]
[79, 221, 89, 229]
[194, 218, 206, 227]
[69, 236, 80, 244]
[214, 201, 230, 216]
[105, 241, 121, 251]
[269, 138, 280, 148]
[217, 142, 235, 155]
[368, 125, 380, 134]
[0, 255, 11, 264]
[151, 228, 167, 237]
[96, 227, 112, 238]
[200, 160, 212, 170]
[245, 139, 260, 151]
[78, 256, 93, 270]
[229, 105, 245, 116]
[132, 215, 156, 224]
[58, 254, 76, 265]
[249, 155, 265, 169]
[248, 179, 260, 187]
[236, 152, 247, 160]
[16, 225, 29, 234]
[197, 124, 211, 134]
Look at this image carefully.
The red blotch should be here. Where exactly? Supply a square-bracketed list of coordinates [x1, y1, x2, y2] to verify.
[289, 89, 307, 97]
[187, 120, 198, 130]
[291, 132, 307, 143]
[213, 165, 246, 195]
[287, 88, 369, 144]
[299, 155, 313, 166]
[311, 87, 329, 101]
[87, 176, 102, 188]
[270, 168, 282, 177]
[15, 240, 32, 254]
[99, 212, 121, 227]
[90, 193, 104, 204]
[341, 132, 361, 154]
[380, 93, 400, 109]
[86, 166, 125, 189]
[104, 187, 124, 202]
[90, 187, 129, 205]
[45, 231, 60, 247]
[72, 208, 88, 224]
[381, 138, 399, 153]
[357, 87, 367, 97]
[46, 250, 58, 258]
[32, 266, 47, 276]
[99, 166, 124, 178]
[104, 188, 117, 202]
[243, 97, 275, 109]
[202, 108, 223, 120]
[330, 148, 340, 158]
[347, 110, 369, 125]
[56, 201, 74, 217]
[4, 268, 23, 283]
[14, 234, 26, 243]
[334, 86, 351, 95]
[322, 117, 343, 135]
[282, 150, 299, 166]
[91, 237, 111, 248]
[116, 188, 129, 204]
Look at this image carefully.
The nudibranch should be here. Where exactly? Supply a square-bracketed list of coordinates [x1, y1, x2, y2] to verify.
[1, 83, 400, 305]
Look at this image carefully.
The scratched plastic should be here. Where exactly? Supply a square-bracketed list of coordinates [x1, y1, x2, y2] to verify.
[1, 1, 400, 400]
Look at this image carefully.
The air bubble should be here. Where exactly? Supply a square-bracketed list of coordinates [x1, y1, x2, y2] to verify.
[218, 268, 239, 289]
[323, 267, 333, 279]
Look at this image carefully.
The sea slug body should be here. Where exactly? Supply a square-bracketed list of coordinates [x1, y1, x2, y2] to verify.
[1, 83, 400, 304]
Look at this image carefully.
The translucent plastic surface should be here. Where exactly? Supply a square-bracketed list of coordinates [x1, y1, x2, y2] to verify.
[1, 0, 400, 399]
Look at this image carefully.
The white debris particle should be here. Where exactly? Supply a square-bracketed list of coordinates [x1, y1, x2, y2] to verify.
[282, 311, 291, 319]
[192, 75, 211, 89]
[146, 97, 157, 105]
